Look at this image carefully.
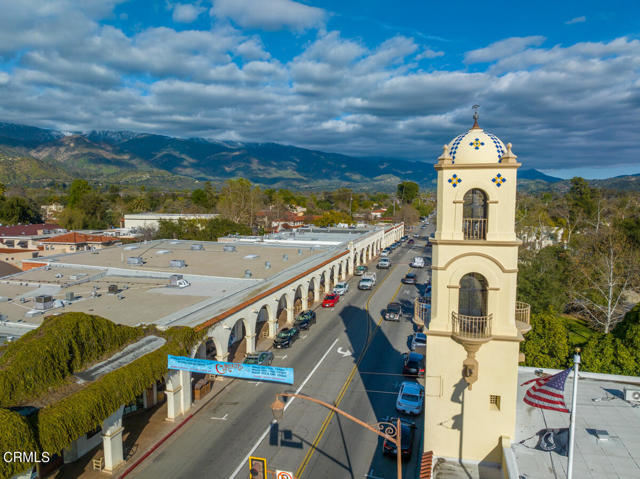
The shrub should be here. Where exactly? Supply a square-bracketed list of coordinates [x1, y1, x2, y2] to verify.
[0, 409, 39, 478]
[521, 309, 570, 368]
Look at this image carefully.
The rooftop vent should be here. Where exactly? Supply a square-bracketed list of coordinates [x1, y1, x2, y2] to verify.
[265, 261, 271, 269]
[170, 241, 181, 245]
[283, 254, 288, 261]
[244, 254, 258, 259]
[127, 256, 144, 265]
[157, 249, 171, 255]
[34, 295, 54, 310]
[244, 269, 252, 278]
[223, 245, 236, 252]
[124, 245, 139, 250]
[170, 259, 186, 268]
[191, 244, 204, 251]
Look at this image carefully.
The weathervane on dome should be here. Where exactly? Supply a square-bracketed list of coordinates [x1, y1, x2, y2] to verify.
[472, 104, 480, 129]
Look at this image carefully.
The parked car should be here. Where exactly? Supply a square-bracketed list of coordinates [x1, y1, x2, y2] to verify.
[410, 257, 425, 268]
[294, 310, 317, 330]
[396, 381, 425, 415]
[273, 327, 299, 348]
[333, 282, 349, 296]
[380, 248, 391, 257]
[402, 352, 425, 377]
[354, 265, 368, 276]
[381, 417, 417, 460]
[322, 293, 340, 307]
[407, 239, 414, 245]
[385, 302, 402, 321]
[402, 273, 417, 285]
[377, 258, 391, 269]
[410, 332, 427, 351]
[243, 351, 274, 366]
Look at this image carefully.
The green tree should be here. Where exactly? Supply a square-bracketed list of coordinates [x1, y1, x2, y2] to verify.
[393, 204, 419, 225]
[155, 218, 250, 241]
[313, 210, 351, 227]
[67, 179, 92, 208]
[517, 245, 571, 314]
[581, 333, 636, 375]
[522, 309, 570, 368]
[0, 196, 42, 224]
[217, 178, 261, 226]
[397, 181, 419, 204]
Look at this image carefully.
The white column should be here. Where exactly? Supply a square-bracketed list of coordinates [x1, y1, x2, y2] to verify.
[245, 333, 256, 354]
[102, 406, 125, 472]
[178, 369, 191, 415]
[268, 320, 278, 337]
[165, 370, 191, 420]
[286, 306, 294, 324]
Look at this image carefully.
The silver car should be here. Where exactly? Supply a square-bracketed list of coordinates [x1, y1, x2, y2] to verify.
[396, 381, 424, 415]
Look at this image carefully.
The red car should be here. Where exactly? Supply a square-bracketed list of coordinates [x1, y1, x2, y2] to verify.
[322, 293, 340, 307]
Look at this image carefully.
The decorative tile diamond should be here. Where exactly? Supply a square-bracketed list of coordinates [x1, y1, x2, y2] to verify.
[492, 173, 507, 187]
[469, 138, 485, 149]
[448, 174, 462, 187]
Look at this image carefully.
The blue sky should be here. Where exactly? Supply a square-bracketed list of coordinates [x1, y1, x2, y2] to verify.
[0, 0, 639, 179]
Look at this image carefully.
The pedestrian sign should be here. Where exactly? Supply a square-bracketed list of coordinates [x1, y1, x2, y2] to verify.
[249, 456, 267, 479]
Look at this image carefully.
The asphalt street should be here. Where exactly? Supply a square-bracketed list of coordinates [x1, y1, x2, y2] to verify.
[130, 223, 435, 479]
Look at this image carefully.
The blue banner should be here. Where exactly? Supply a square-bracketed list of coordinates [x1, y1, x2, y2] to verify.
[167, 355, 294, 385]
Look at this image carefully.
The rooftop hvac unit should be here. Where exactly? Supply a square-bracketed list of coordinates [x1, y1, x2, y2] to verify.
[282, 254, 288, 261]
[65, 292, 75, 301]
[625, 388, 640, 402]
[157, 249, 171, 255]
[170, 259, 186, 268]
[191, 244, 204, 251]
[108, 284, 119, 294]
[127, 256, 144, 265]
[223, 245, 236, 252]
[124, 245, 139, 250]
[34, 295, 54, 310]
[244, 269, 252, 278]
[265, 261, 271, 269]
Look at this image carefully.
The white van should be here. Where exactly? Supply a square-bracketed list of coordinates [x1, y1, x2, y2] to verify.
[410, 257, 425, 268]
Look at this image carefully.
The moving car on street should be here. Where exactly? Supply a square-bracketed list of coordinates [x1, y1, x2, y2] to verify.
[354, 265, 368, 276]
[333, 282, 349, 296]
[380, 248, 391, 257]
[381, 417, 417, 460]
[377, 258, 391, 269]
[385, 302, 402, 321]
[402, 272, 417, 284]
[273, 327, 299, 349]
[402, 352, 425, 377]
[396, 381, 425, 415]
[410, 257, 425, 268]
[322, 293, 340, 307]
[243, 351, 274, 366]
[294, 310, 316, 330]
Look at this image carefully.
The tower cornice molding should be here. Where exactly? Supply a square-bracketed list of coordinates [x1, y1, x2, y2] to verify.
[434, 162, 521, 170]
[430, 250, 519, 273]
[430, 238, 522, 247]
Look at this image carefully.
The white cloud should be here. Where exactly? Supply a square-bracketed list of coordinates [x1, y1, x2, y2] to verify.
[172, 3, 205, 23]
[210, 0, 326, 31]
[0, 71, 9, 85]
[465, 36, 546, 63]
[566, 16, 586, 25]
[416, 48, 444, 60]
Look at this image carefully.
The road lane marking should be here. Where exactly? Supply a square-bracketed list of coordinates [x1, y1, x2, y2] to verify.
[228, 337, 340, 479]
[248, 381, 262, 387]
[336, 347, 353, 357]
[210, 414, 228, 421]
[277, 355, 288, 359]
[295, 266, 408, 478]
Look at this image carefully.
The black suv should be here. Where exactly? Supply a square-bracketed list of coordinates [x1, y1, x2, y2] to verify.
[294, 310, 316, 330]
[402, 352, 425, 377]
[385, 302, 402, 321]
[273, 327, 299, 348]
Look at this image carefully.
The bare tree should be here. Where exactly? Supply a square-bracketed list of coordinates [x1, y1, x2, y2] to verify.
[570, 227, 639, 333]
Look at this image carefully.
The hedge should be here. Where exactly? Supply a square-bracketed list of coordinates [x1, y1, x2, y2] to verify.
[0, 312, 144, 407]
[1, 315, 203, 472]
[0, 409, 38, 479]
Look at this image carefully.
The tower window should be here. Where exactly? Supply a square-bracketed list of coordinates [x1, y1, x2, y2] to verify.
[463, 188, 488, 239]
[490, 395, 501, 411]
[458, 273, 488, 317]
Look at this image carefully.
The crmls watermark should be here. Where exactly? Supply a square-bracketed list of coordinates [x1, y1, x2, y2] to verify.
[3, 451, 51, 463]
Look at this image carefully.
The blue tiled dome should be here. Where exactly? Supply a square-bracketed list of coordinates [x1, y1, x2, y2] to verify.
[448, 128, 506, 164]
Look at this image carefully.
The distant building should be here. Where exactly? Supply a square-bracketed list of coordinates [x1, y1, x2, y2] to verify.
[122, 213, 220, 230]
[370, 208, 387, 219]
[39, 232, 118, 255]
[41, 203, 64, 221]
[0, 223, 66, 250]
[519, 226, 565, 250]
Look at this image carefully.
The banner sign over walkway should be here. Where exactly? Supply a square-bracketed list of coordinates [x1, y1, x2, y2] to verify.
[167, 355, 294, 385]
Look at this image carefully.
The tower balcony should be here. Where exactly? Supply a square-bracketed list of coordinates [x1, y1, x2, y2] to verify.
[462, 217, 487, 240]
[451, 311, 493, 343]
[515, 301, 531, 333]
[414, 296, 431, 327]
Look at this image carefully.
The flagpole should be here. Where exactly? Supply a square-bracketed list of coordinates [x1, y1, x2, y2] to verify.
[567, 348, 581, 479]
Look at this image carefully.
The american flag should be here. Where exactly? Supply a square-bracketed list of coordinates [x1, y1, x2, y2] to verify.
[521, 368, 572, 413]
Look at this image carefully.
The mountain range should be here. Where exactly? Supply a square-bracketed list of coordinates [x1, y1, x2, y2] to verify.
[0, 122, 637, 192]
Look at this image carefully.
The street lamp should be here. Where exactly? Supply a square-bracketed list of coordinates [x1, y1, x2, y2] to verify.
[270, 393, 403, 479]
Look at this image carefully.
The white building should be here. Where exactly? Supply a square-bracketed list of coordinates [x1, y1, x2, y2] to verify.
[122, 213, 220, 231]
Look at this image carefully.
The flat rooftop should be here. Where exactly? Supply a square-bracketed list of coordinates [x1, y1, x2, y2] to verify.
[514, 368, 640, 479]
[1, 229, 379, 329]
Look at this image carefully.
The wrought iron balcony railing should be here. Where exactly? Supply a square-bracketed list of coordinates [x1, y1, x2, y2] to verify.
[515, 301, 531, 332]
[451, 311, 493, 341]
[462, 217, 487, 240]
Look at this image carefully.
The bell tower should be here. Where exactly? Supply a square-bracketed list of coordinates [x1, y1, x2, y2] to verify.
[422, 111, 531, 463]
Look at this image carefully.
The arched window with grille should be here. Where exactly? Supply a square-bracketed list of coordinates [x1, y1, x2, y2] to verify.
[462, 189, 488, 239]
[458, 273, 488, 316]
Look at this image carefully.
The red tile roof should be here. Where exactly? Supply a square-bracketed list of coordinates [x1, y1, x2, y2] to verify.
[0, 261, 21, 277]
[0, 223, 62, 237]
[0, 248, 38, 253]
[40, 232, 116, 244]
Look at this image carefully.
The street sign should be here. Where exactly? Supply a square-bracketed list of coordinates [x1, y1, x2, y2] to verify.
[275, 470, 294, 479]
[249, 456, 267, 479]
[167, 355, 294, 384]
